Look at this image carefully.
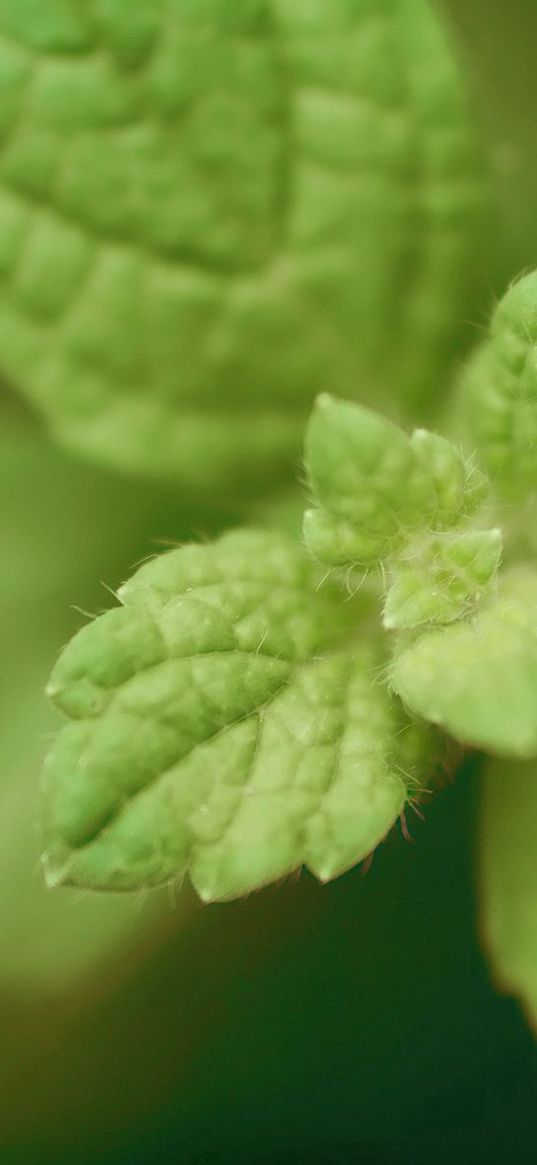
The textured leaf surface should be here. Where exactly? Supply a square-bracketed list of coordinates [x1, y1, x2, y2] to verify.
[463, 270, 537, 499]
[391, 567, 537, 757]
[40, 529, 436, 902]
[383, 528, 502, 630]
[480, 757, 537, 1032]
[303, 394, 489, 567]
[0, 0, 487, 484]
[303, 506, 388, 568]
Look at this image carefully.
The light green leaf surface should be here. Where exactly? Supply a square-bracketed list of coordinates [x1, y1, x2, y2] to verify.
[390, 567, 537, 757]
[463, 270, 537, 499]
[303, 394, 490, 568]
[0, 0, 488, 485]
[409, 429, 487, 525]
[383, 528, 502, 630]
[41, 529, 437, 902]
[480, 757, 537, 1033]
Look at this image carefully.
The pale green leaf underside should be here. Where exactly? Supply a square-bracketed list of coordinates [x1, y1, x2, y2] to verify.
[40, 529, 432, 902]
[0, 0, 487, 484]
[390, 567, 537, 757]
[480, 758, 537, 1033]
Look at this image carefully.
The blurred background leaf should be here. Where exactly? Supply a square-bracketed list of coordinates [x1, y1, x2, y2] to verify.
[439, 0, 537, 275]
[0, 0, 492, 492]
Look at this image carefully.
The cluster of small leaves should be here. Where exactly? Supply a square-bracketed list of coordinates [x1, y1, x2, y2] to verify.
[298, 281, 537, 1031]
[39, 270, 537, 910]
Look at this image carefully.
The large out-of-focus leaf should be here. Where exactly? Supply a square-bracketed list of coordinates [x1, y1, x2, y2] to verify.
[480, 757, 537, 1033]
[0, 0, 489, 488]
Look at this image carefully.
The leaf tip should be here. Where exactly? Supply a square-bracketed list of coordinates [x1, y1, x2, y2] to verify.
[45, 678, 62, 702]
[314, 392, 335, 412]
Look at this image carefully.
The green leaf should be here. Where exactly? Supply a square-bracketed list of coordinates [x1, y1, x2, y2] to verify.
[463, 270, 537, 498]
[40, 529, 438, 902]
[383, 528, 502, 630]
[303, 395, 490, 568]
[0, 408, 186, 990]
[409, 429, 467, 527]
[409, 429, 487, 526]
[0, 0, 489, 485]
[480, 757, 537, 1032]
[305, 394, 433, 539]
[390, 567, 537, 757]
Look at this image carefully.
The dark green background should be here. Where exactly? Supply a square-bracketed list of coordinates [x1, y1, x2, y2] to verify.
[5, 763, 537, 1165]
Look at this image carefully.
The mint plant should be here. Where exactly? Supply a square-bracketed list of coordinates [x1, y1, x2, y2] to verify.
[2, 0, 537, 1091]
[37, 268, 537, 1033]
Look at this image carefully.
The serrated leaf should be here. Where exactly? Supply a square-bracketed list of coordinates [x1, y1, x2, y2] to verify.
[0, 0, 489, 485]
[390, 567, 537, 757]
[40, 529, 438, 902]
[480, 757, 537, 1032]
[463, 270, 537, 498]
[0, 409, 186, 990]
[383, 528, 502, 630]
